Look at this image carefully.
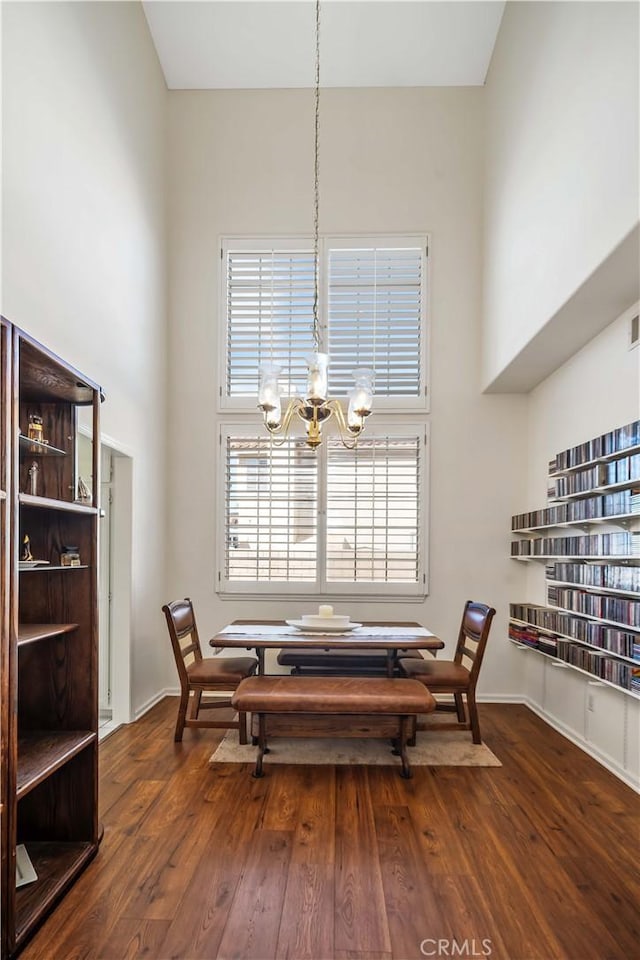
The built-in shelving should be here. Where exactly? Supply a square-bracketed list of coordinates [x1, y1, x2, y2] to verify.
[510, 418, 640, 702]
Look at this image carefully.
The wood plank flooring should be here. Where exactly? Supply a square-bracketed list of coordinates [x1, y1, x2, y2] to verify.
[20, 699, 640, 960]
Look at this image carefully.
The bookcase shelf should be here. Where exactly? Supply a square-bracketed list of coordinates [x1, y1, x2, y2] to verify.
[18, 435, 66, 458]
[14, 841, 96, 949]
[17, 623, 78, 648]
[17, 731, 96, 798]
[510, 418, 640, 705]
[546, 579, 639, 599]
[512, 511, 638, 533]
[512, 554, 640, 562]
[508, 637, 640, 700]
[1, 322, 103, 957]
[548, 442, 640, 478]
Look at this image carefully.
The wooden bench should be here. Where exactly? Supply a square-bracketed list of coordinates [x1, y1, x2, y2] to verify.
[231, 676, 436, 779]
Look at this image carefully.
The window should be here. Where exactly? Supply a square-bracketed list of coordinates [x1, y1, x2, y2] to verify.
[218, 235, 429, 597]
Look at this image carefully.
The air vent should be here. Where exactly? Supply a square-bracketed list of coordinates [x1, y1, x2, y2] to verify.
[630, 313, 639, 350]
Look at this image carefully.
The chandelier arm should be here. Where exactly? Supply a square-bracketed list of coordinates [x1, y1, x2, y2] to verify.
[326, 398, 362, 450]
[264, 397, 304, 444]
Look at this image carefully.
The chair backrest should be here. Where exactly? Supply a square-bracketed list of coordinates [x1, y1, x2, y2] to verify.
[162, 597, 203, 685]
[453, 600, 496, 682]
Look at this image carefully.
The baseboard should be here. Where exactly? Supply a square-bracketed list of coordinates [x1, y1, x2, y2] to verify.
[521, 697, 640, 793]
[134, 687, 179, 720]
[133, 686, 238, 721]
[477, 694, 639, 792]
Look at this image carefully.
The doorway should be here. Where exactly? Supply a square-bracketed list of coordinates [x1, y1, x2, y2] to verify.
[78, 429, 133, 736]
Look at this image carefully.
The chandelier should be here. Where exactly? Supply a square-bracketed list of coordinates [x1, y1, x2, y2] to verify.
[257, 0, 374, 449]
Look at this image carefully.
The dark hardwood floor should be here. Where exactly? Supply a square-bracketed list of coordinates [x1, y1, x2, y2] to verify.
[20, 699, 639, 960]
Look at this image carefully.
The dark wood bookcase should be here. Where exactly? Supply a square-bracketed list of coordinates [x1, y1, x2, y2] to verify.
[0, 322, 103, 957]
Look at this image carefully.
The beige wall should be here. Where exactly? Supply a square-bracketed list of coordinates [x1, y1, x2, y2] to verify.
[166, 87, 528, 696]
[2, 1, 171, 712]
[482, 1, 639, 390]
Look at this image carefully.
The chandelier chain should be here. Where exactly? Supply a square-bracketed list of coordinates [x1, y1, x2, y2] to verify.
[312, 0, 321, 351]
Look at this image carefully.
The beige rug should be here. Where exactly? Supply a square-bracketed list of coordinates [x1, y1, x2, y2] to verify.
[210, 721, 501, 769]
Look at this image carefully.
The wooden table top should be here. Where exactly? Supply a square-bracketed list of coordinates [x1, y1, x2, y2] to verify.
[209, 619, 443, 651]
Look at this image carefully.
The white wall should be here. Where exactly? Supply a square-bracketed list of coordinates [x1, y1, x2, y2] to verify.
[521, 307, 640, 787]
[482, 1, 639, 390]
[1, 1, 171, 713]
[166, 87, 528, 695]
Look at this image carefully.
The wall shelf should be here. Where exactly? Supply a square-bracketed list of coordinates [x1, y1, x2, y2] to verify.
[510, 418, 640, 709]
[508, 636, 640, 699]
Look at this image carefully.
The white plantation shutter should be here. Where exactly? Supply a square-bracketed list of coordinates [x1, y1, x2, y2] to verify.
[219, 235, 429, 597]
[224, 434, 318, 584]
[325, 435, 423, 586]
[327, 245, 424, 399]
[225, 245, 315, 399]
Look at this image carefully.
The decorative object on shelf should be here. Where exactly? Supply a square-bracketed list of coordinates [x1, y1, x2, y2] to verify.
[60, 545, 81, 567]
[27, 460, 39, 496]
[27, 414, 44, 446]
[21, 533, 33, 562]
[257, 0, 374, 450]
[77, 475, 91, 502]
[15, 845, 38, 889]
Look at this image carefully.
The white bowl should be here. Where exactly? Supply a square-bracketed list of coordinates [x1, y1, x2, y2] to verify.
[301, 613, 351, 628]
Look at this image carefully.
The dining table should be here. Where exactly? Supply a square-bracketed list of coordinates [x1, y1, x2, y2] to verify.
[209, 618, 444, 676]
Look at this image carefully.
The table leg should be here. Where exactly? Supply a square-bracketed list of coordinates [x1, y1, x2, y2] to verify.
[257, 648, 265, 675]
[386, 649, 395, 677]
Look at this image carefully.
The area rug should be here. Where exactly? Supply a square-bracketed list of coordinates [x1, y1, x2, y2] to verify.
[209, 722, 501, 768]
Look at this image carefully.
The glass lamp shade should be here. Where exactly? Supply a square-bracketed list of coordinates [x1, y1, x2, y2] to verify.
[305, 352, 329, 405]
[258, 363, 282, 411]
[349, 368, 374, 416]
[347, 397, 363, 432]
[265, 396, 282, 429]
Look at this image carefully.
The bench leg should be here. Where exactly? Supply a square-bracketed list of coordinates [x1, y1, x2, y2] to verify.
[399, 715, 412, 779]
[253, 713, 267, 778]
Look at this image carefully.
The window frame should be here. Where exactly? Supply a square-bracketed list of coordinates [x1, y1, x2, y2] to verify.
[218, 234, 430, 415]
[216, 418, 430, 600]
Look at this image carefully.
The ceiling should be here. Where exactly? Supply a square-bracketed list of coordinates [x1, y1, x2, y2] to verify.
[142, 1, 506, 90]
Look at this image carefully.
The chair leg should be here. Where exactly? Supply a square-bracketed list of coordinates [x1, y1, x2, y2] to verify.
[190, 689, 202, 721]
[454, 692, 466, 724]
[174, 688, 190, 742]
[467, 689, 481, 744]
[238, 710, 248, 745]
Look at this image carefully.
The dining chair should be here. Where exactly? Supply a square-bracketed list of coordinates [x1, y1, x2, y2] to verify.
[162, 597, 258, 744]
[398, 600, 496, 744]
